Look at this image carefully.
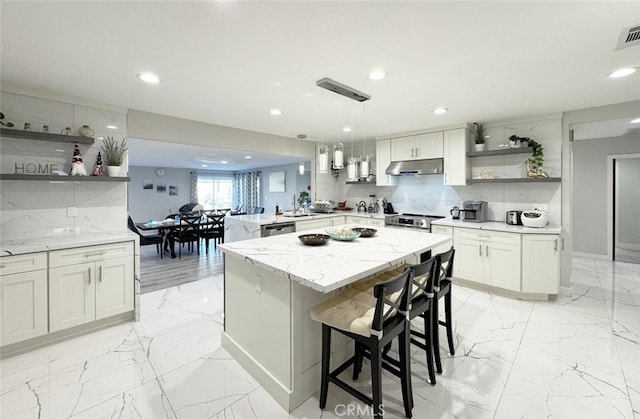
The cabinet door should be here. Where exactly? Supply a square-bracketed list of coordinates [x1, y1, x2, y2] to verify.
[522, 235, 559, 294]
[443, 128, 468, 186]
[0, 270, 48, 345]
[376, 140, 398, 186]
[369, 218, 385, 227]
[453, 237, 484, 283]
[431, 225, 453, 255]
[331, 216, 346, 226]
[390, 136, 416, 161]
[49, 262, 96, 332]
[96, 257, 134, 320]
[414, 132, 443, 159]
[484, 242, 521, 291]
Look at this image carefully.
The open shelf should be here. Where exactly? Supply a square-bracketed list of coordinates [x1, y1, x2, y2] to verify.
[467, 177, 561, 184]
[467, 147, 533, 157]
[0, 174, 129, 182]
[0, 127, 94, 145]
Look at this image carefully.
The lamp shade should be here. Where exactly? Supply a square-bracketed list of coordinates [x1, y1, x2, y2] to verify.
[333, 143, 344, 169]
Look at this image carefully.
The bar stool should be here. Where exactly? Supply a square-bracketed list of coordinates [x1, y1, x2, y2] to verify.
[310, 270, 414, 419]
[433, 247, 456, 373]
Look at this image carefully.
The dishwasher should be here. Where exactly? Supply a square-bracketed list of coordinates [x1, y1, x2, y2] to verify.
[261, 222, 296, 237]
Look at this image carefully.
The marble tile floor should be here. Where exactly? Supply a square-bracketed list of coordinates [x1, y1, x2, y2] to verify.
[0, 256, 638, 418]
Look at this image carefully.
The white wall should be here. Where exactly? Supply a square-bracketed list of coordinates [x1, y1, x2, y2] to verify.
[0, 91, 129, 240]
[127, 166, 194, 222]
[258, 163, 310, 212]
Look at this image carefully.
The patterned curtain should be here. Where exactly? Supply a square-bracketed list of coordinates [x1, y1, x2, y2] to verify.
[190, 171, 198, 203]
[233, 171, 261, 213]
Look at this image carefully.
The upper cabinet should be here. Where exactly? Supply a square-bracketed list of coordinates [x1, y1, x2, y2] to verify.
[375, 139, 398, 186]
[443, 128, 469, 186]
[390, 131, 443, 161]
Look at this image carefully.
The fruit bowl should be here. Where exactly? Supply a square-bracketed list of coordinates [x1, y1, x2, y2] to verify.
[298, 233, 330, 246]
[325, 227, 361, 241]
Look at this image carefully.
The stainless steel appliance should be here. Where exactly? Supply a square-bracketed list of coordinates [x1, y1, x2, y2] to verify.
[261, 222, 295, 237]
[506, 210, 523, 225]
[450, 206, 461, 220]
[385, 213, 445, 232]
[462, 200, 487, 223]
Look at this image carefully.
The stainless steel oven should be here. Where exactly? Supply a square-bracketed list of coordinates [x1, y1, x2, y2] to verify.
[384, 213, 445, 262]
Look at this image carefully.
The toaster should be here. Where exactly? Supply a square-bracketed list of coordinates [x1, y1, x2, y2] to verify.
[506, 210, 523, 225]
[521, 210, 548, 228]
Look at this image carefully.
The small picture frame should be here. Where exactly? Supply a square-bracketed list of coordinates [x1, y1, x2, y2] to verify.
[169, 185, 178, 196]
[156, 184, 166, 193]
[269, 171, 285, 192]
[143, 179, 153, 190]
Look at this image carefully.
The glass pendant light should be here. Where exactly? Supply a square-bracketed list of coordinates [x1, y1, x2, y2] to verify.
[317, 145, 328, 173]
[333, 143, 344, 169]
[360, 154, 370, 178]
[298, 162, 305, 175]
[347, 156, 357, 181]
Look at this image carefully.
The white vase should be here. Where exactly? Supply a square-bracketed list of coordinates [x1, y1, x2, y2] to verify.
[474, 143, 485, 152]
[106, 165, 121, 177]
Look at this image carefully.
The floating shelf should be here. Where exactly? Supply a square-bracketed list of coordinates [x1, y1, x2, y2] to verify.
[345, 180, 376, 184]
[0, 174, 129, 182]
[467, 177, 561, 184]
[467, 147, 533, 157]
[0, 127, 94, 145]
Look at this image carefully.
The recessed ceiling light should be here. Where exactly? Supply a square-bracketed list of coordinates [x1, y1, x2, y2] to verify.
[270, 109, 282, 116]
[432, 107, 448, 115]
[244, 155, 252, 159]
[136, 72, 161, 84]
[342, 126, 352, 132]
[608, 67, 637, 78]
[106, 125, 118, 130]
[201, 164, 208, 168]
[631, 118, 640, 124]
[220, 160, 228, 164]
[368, 71, 387, 80]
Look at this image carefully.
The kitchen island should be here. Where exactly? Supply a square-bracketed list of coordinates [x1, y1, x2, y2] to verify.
[218, 226, 451, 411]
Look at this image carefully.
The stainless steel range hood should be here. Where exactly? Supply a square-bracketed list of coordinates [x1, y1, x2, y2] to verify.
[385, 158, 444, 175]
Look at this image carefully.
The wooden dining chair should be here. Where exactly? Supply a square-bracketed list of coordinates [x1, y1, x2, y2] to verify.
[199, 210, 225, 253]
[127, 216, 164, 258]
[168, 213, 200, 259]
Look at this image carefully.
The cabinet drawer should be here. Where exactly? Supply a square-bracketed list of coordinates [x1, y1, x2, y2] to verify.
[0, 252, 47, 275]
[454, 228, 519, 245]
[431, 225, 453, 236]
[50, 242, 134, 268]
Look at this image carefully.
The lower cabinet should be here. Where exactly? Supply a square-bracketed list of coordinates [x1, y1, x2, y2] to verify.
[296, 218, 333, 232]
[49, 242, 134, 332]
[454, 228, 521, 292]
[0, 253, 48, 345]
[431, 225, 454, 255]
[345, 216, 385, 227]
[522, 234, 559, 294]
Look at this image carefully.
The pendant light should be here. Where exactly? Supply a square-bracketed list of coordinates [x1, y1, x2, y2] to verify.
[298, 162, 305, 175]
[333, 143, 344, 169]
[360, 102, 370, 179]
[317, 146, 328, 173]
[346, 110, 358, 181]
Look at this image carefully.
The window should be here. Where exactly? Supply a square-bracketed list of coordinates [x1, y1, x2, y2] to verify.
[197, 174, 233, 210]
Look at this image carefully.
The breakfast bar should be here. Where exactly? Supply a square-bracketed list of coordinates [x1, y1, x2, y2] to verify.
[217, 226, 451, 412]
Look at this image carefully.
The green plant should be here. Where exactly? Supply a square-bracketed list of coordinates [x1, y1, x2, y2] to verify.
[298, 191, 310, 206]
[510, 135, 543, 171]
[100, 136, 127, 166]
[473, 123, 485, 144]
[0, 112, 14, 127]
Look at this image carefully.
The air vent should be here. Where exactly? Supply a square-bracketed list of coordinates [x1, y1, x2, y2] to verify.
[616, 24, 640, 50]
[316, 78, 370, 102]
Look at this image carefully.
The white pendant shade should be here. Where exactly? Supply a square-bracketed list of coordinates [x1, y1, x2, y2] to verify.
[333, 143, 344, 169]
[318, 146, 328, 173]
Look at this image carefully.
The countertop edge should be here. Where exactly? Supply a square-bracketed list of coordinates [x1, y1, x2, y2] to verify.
[1, 231, 139, 256]
[431, 218, 561, 234]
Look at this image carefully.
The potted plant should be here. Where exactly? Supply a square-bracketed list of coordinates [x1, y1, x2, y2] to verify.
[473, 123, 485, 151]
[509, 135, 548, 177]
[100, 136, 127, 176]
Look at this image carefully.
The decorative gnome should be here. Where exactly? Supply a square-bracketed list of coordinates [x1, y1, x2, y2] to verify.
[70, 144, 87, 176]
[91, 152, 105, 176]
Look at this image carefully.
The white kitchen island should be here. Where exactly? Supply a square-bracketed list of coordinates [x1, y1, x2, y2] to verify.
[217, 226, 451, 412]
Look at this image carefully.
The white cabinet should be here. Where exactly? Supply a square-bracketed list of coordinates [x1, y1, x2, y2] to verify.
[522, 234, 559, 294]
[0, 253, 48, 345]
[344, 216, 385, 227]
[375, 139, 398, 186]
[443, 128, 469, 186]
[49, 242, 134, 332]
[391, 132, 443, 161]
[296, 218, 332, 232]
[454, 228, 521, 291]
[431, 225, 453, 255]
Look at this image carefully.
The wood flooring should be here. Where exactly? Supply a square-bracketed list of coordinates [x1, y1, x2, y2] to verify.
[139, 242, 223, 294]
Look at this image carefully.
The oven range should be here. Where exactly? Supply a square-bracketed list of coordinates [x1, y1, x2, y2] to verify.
[384, 213, 445, 232]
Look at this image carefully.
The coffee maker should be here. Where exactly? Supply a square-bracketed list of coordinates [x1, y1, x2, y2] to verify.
[462, 200, 488, 223]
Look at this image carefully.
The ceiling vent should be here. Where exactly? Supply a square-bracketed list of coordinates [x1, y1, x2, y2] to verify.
[616, 24, 640, 50]
[316, 78, 370, 102]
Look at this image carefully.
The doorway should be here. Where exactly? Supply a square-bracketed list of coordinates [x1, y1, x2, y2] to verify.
[614, 156, 640, 263]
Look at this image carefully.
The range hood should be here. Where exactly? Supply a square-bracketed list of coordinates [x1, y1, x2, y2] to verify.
[385, 158, 444, 176]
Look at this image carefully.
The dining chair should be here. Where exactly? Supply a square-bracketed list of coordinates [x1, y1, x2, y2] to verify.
[199, 210, 225, 253]
[311, 269, 414, 419]
[216, 208, 231, 216]
[432, 246, 456, 374]
[168, 213, 201, 259]
[127, 216, 164, 258]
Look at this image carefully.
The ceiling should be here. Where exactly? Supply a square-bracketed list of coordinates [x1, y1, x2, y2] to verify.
[2, 1, 639, 170]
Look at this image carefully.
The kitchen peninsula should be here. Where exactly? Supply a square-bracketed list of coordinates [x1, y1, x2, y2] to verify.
[218, 226, 451, 411]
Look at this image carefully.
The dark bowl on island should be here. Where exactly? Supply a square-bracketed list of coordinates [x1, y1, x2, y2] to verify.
[352, 227, 377, 237]
[298, 233, 331, 246]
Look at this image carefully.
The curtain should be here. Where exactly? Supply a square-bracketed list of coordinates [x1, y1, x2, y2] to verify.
[233, 171, 261, 213]
[190, 171, 198, 203]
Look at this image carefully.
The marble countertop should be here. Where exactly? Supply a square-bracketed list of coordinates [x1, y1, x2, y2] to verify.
[1, 231, 139, 256]
[431, 218, 562, 234]
[218, 225, 451, 293]
[229, 211, 386, 226]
